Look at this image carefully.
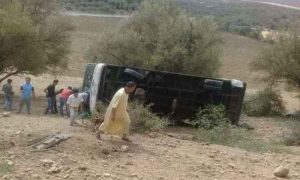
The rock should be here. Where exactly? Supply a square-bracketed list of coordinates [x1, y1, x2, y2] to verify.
[6, 160, 14, 166]
[78, 166, 87, 171]
[125, 162, 134, 165]
[168, 144, 176, 148]
[2, 112, 11, 117]
[274, 166, 289, 178]
[41, 159, 54, 167]
[16, 131, 21, 135]
[228, 163, 236, 169]
[9, 141, 16, 147]
[47, 166, 61, 174]
[102, 148, 110, 155]
[103, 173, 111, 177]
[148, 132, 158, 138]
[121, 145, 129, 152]
[63, 174, 69, 179]
[112, 147, 118, 152]
[167, 133, 176, 137]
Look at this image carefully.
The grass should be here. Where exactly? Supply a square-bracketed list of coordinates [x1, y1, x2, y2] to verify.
[0, 162, 14, 176]
[193, 126, 293, 154]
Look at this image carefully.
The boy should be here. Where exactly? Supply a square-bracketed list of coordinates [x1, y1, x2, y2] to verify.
[67, 89, 83, 126]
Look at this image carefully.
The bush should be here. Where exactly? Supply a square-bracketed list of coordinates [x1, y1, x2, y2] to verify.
[284, 126, 300, 146]
[244, 88, 286, 116]
[191, 104, 230, 129]
[129, 103, 168, 133]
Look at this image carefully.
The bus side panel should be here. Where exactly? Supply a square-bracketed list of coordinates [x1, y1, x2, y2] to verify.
[90, 63, 105, 112]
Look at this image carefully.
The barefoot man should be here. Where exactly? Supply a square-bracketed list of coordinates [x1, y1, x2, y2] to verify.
[97, 81, 136, 141]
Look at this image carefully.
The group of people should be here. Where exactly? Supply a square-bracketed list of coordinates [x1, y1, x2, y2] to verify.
[2, 77, 137, 142]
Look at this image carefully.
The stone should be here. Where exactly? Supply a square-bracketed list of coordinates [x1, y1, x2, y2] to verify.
[274, 166, 289, 178]
[78, 166, 87, 171]
[6, 160, 14, 166]
[121, 145, 129, 152]
[148, 132, 158, 138]
[41, 159, 54, 167]
[103, 173, 111, 177]
[63, 174, 70, 179]
[125, 162, 134, 165]
[9, 141, 16, 147]
[168, 144, 176, 148]
[2, 112, 11, 117]
[228, 163, 236, 169]
[47, 166, 61, 174]
[102, 148, 110, 155]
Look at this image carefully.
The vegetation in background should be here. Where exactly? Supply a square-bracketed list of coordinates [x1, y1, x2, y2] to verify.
[61, 0, 300, 39]
[60, 0, 142, 13]
[177, 0, 300, 39]
[0, 0, 73, 83]
[252, 24, 300, 87]
[129, 103, 168, 133]
[244, 88, 286, 116]
[89, 0, 222, 77]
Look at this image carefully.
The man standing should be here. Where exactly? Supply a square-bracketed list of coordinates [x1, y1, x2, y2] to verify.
[97, 81, 136, 141]
[67, 89, 83, 126]
[17, 77, 35, 114]
[44, 80, 59, 115]
[59, 86, 72, 117]
[2, 79, 14, 111]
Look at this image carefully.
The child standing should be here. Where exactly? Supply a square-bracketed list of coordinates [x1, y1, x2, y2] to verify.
[66, 89, 83, 126]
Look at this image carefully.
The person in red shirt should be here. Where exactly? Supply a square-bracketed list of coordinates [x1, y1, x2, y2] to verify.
[59, 86, 73, 117]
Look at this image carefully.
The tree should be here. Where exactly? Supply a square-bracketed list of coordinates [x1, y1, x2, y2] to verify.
[252, 24, 300, 87]
[0, 0, 73, 83]
[88, 0, 222, 77]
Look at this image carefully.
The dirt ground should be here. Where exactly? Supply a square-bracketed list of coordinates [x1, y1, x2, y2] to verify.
[0, 113, 299, 180]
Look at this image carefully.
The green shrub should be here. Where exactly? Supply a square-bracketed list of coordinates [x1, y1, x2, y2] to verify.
[0, 162, 14, 176]
[129, 103, 168, 133]
[193, 126, 288, 153]
[192, 104, 230, 129]
[284, 126, 300, 146]
[244, 88, 285, 116]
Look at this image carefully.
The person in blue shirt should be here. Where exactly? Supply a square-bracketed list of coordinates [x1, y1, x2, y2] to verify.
[17, 77, 35, 114]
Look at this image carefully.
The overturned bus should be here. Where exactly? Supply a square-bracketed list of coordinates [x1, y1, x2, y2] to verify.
[82, 63, 246, 125]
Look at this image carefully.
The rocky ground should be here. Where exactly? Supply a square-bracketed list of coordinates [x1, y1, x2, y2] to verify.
[0, 113, 299, 180]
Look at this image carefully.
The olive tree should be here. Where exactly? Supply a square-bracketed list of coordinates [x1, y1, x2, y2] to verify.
[252, 25, 300, 87]
[0, 0, 73, 82]
[89, 0, 222, 77]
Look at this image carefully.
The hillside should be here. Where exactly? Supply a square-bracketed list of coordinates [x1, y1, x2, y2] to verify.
[60, 0, 300, 39]
[243, 0, 300, 8]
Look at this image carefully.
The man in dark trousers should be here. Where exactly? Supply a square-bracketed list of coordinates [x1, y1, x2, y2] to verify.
[2, 79, 14, 111]
[44, 79, 59, 115]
